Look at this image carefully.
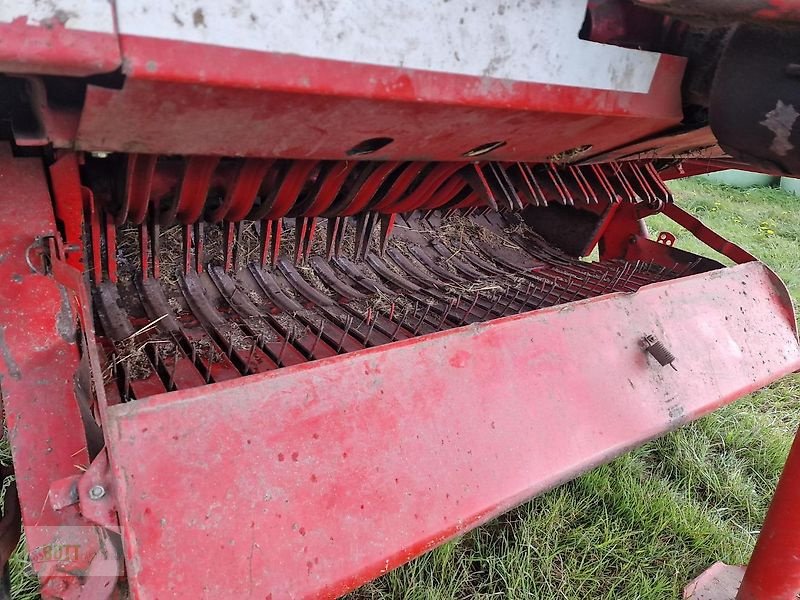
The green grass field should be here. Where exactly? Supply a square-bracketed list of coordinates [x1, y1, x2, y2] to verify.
[3, 178, 799, 599]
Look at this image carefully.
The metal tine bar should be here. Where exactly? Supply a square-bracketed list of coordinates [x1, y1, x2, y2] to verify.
[363, 314, 379, 346]
[590, 163, 618, 203]
[379, 213, 396, 255]
[294, 217, 315, 265]
[148, 210, 160, 280]
[258, 219, 270, 269]
[269, 219, 283, 267]
[276, 329, 294, 367]
[545, 164, 571, 205]
[646, 161, 673, 205]
[626, 162, 654, 205]
[208, 265, 332, 363]
[574, 165, 598, 204]
[512, 162, 540, 207]
[194, 220, 205, 274]
[391, 307, 410, 340]
[294, 217, 307, 265]
[245, 335, 259, 375]
[459, 293, 481, 325]
[103, 210, 118, 283]
[139, 221, 150, 280]
[567, 166, 591, 204]
[303, 217, 318, 262]
[336, 315, 354, 352]
[551, 164, 575, 206]
[522, 163, 548, 206]
[182, 224, 193, 275]
[487, 162, 523, 210]
[435, 299, 456, 330]
[611, 161, 637, 202]
[309, 320, 325, 359]
[499, 287, 522, 316]
[412, 302, 433, 335]
[325, 216, 339, 260]
[167, 344, 179, 391]
[224, 221, 237, 272]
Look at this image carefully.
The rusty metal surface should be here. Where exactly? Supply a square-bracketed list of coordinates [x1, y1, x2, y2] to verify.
[103, 262, 800, 599]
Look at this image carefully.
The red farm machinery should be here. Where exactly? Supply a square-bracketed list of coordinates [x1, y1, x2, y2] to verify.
[0, 1, 799, 598]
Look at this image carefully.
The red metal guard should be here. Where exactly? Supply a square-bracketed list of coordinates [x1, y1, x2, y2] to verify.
[103, 262, 799, 599]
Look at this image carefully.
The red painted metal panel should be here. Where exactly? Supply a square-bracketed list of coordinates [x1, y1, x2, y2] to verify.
[0, 146, 113, 595]
[105, 262, 800, 599]
[74, 36, 685, 160]
[0, 22, 119, 77]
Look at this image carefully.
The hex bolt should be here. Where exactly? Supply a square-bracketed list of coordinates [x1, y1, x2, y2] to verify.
[88, 485, 106, 500]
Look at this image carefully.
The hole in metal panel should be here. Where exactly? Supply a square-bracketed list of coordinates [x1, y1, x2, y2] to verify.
[346, 137, 394, 156]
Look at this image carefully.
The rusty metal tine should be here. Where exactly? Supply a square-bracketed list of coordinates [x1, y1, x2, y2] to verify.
[353, 213, 368, 260]
[270, 219, 283, 267]
[379, 213, 396, 256]
[182, 224, 192, 275]
[413, 303, 432, 335]
[225, 221, 237, 272]
[364, 315, 378, 346]
[245, 336, 258, 374]
[167, 344, 179, 391]
[309, 320, 325, 359]
[304, 217, 318, 262]
[500, 288, 521, 316]
[487, 290, 503, 316]
[335, 216, 347, 258]
[391, 307, 410, 340]
[336, 315, 353, 353]
[294, 217, 307, 265]
[436, 299, 455, 329]
[325, 217, 338, 261]
[453, 293, 463, 315]
[148, 211, 160, 280]
[194, 221, 205, 274]
[122, 366, 131, 402]
[460, 293, 480, 325]
[277, 330, 291, 367]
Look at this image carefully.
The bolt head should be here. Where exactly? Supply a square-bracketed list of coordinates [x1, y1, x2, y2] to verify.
[88, 484, 106, 500]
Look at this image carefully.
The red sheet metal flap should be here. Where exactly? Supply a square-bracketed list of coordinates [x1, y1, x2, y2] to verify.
[106, 262, 799, 599]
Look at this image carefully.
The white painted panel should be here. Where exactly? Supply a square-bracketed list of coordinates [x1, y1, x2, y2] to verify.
[0, 0, 115, 34]
[115, 0, 661, 93]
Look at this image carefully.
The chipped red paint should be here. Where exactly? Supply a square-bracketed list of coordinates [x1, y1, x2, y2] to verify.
[105, 262, 800, 599]
[70, 35, 686, 160]
[0, 146, 112, 596]
[0, 20, 119, 77]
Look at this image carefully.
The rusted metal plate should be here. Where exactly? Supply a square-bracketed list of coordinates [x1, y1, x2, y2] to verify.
[105, 261, 800, 599]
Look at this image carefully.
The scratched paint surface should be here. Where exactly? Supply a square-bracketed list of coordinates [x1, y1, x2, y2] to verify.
[107, 262, 800, 599]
